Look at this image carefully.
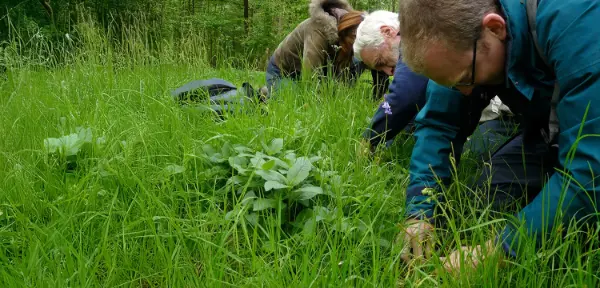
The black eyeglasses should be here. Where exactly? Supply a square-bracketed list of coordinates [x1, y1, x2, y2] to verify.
[454, 38, 478, 87]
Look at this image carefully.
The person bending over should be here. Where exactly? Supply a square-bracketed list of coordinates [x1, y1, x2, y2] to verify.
[263, 0, 389, 100]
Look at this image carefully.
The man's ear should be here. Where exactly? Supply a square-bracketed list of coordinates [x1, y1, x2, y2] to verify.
[482, 13, 507, 41]
[380, 25, 396, 39]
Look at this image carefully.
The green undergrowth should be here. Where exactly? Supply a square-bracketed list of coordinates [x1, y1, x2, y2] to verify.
[0, 62, 598, 287]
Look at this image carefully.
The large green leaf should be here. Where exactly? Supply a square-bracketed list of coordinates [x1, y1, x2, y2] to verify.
[286, 157, 312, 186]
[313, 206, 332, 222]
[270, 138, 283, 153]
[76, 127, 93, 143]
[209, 153, 226, 163]
[253, 198, 277, 211]
[261, 159, 276, 170]
[250, 153, 267, 168]
[233, 144, 253, 154]
[292, 208, 313, 228]
[265, 156, 290, 169]
[95, 136, 107, 149]
[303, 218, 316, 235]
[221, 142, 233, 158]
[227, 175, 247, 186]
[244, 213, 258, 226]
[241, 191, 257, 205]
[224, 209, 238, 221]
[229, 156, 249, 174]
[201, 144, 226, 163]
[288, 185, 323, 201]
[43, 130, 91, 157]
[255, 170, 286, 183]
[295, 206, 329, 235]
[284, 151, 297, 165]
[202, 144, 216, 156]
[43, 137, 62, 154]
[309, 156, 321, 163]
[263, 138, 283, 155]
[164, 164, 185, 176]
[265, 181, 289, 191]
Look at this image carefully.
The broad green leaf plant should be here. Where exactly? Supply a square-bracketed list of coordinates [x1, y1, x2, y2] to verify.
[203, 138, 338, 235]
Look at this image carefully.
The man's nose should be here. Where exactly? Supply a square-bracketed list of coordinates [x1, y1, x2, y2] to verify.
[456, 86, 474, 95]
[382, 67, 394, 76]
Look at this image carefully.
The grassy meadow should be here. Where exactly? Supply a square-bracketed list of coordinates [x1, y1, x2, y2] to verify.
[1, 27, 599, 288]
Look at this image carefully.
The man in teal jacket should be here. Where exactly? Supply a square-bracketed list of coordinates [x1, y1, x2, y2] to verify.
[396, 0, 600, 266]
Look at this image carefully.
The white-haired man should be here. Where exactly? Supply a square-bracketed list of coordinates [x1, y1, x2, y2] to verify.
[354, 10, 400, 76]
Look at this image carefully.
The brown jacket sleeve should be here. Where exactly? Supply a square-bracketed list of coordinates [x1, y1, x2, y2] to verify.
[302, 28, 331, 76]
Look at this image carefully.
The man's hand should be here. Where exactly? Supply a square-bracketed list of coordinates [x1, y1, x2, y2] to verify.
[439, 240, 500, 273]
[396, 219, 434, 264]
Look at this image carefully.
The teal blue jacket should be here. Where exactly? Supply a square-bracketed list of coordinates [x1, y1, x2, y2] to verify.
[406, 0, 600, 257]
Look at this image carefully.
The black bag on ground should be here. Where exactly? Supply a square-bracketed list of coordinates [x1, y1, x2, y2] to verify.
[171, 78, 260, 114]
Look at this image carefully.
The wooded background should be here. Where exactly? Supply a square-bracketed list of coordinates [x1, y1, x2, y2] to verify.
[1, 0, 397, 69]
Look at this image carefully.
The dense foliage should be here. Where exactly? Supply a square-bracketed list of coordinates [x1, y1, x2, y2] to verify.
[1, 0, 398, 68]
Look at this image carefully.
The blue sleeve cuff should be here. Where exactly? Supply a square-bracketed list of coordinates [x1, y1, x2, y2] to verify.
[405, 185, 439, 220]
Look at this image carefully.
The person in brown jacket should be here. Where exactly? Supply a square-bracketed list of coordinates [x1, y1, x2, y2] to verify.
[264, 0, 389, 99]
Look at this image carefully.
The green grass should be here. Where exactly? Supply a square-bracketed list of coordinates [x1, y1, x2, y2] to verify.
[1, 58, 599, 287]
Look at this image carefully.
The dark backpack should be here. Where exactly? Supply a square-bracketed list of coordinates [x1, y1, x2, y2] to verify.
[171, 78, 260, 115]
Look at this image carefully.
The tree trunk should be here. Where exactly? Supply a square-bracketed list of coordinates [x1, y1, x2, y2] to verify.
[39, 0, 54, 26]
[243, 0, 249, 35]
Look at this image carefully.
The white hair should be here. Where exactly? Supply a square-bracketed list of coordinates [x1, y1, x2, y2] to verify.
[353, 10, 399, 61]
